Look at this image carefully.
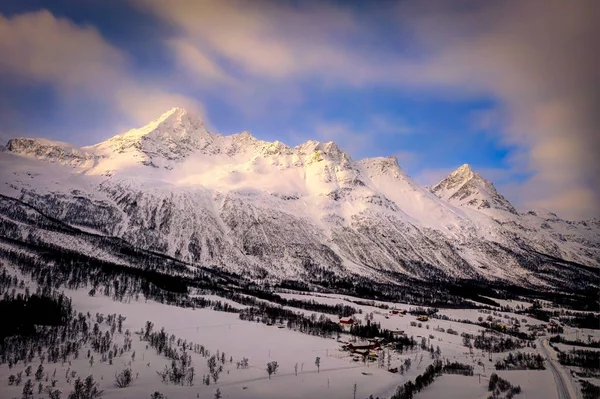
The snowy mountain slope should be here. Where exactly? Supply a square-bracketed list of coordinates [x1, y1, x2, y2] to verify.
[5, 137, 103, 168]
[431, 164, 600, 267]
[432, 164, 517, 215]
[0, 193, 197, 276]
[0, 107, 598, 287]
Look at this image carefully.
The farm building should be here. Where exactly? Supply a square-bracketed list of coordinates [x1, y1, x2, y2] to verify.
[339, 317, 355, 330]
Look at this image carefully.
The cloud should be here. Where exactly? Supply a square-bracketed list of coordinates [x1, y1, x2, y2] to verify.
[128, 0, 395, 123]
[166, 38, 232, 84]
[131, 0, 368, 82]
[370, 115, 413, 136]
[0, 10, 203, 132]
[0, 10, 125, 92]
[391, 0, 600, 218]
[298, 114, 415, 159]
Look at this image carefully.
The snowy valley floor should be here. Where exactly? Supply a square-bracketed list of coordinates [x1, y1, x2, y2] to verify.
[1, 262, 598, 399]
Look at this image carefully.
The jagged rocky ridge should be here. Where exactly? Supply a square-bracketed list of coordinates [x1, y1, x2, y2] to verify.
[0, 107, 598, 289]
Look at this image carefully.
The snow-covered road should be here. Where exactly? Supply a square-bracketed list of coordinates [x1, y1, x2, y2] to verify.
[538, 338, 578, 399]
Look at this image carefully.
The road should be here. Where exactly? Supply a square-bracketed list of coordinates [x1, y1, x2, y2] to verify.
[538, 338, 578, 399]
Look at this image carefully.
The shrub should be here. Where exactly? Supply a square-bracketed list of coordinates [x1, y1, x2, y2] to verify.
[114, 368, 132, 388]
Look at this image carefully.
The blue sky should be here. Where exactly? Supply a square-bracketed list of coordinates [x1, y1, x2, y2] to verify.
[0, 0, 597, 218]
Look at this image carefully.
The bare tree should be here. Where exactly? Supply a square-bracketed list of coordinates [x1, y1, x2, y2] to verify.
[266, 361, 279, 379]
[15, 371, 23, 386]
[315, 357, 321, 373]
[211, 366, 222, 384]
[187, 367, 195, 386]
[156, 367, 168, 384]
[353, 383, 357, 399]
[294, 363, 298, 376]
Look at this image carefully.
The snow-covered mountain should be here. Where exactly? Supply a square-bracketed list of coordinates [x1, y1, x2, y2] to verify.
[1, 107, 598, 288]
[432, 164, 517, 215]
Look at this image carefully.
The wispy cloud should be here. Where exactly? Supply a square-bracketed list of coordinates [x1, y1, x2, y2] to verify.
[294, 114, 416, 160]
[0, 10, 204, 131]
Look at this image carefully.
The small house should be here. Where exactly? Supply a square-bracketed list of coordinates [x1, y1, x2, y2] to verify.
[339, 317, 355, 331]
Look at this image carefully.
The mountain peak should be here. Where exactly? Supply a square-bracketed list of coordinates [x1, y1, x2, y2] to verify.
[453, 163, 473, 175]
[92, 107, 212, 165]
[151, 107, 205, 132]
[432, 164, 517, 215]
[156, 106, 185, 122]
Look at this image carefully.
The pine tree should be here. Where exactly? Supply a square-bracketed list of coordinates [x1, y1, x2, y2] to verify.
[21, 379, 33, 399]
[35, 364, 44, 381]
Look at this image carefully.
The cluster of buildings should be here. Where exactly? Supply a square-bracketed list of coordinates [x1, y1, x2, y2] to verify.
[340, 337, 385, 362]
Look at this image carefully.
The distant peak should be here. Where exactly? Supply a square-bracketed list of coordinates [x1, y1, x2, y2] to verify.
[322, 141, 341, 155]
[359, 156, 406, 176]
[295, 140, 343, 154]
[237, 131, 255, 139]
[120, 107, 206, 140]
[452, 163, 474, 176]
[361, 155, 399, 166]
[432, 163, 517, 214]
[155, 107, 204, 126]
[152, 107, 185, 123]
